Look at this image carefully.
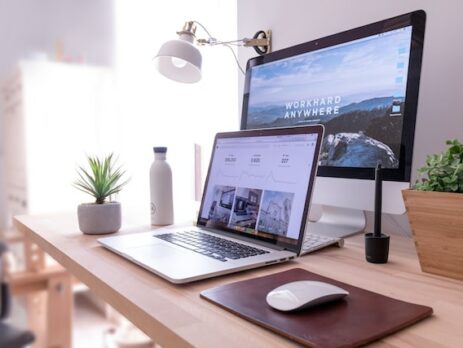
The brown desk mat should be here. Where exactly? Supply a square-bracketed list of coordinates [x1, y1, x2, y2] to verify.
[200, 268, 432, 348]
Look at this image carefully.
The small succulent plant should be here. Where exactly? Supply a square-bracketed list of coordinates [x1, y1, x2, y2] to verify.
[74, 153, 129, 204]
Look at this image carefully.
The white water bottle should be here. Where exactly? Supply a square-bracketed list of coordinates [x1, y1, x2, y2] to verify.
[150, 147, 174, 225]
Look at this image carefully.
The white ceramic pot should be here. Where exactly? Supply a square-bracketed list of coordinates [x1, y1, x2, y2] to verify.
[77, 202, 121, 235]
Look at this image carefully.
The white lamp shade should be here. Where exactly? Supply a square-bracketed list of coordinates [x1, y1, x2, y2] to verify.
[154, 39, 202, 83]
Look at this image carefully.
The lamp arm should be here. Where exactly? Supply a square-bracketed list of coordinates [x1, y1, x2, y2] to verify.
[192, 21, 241, 46]
[191, 20, 272, 54]
[190, 20, 246, 75]
[180, 20, 271, 75]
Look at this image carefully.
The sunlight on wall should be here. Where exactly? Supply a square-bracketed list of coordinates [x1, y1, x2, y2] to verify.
[115, 0, 238, 224]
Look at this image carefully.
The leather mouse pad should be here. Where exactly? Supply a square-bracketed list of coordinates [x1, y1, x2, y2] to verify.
[200, 268, 432, 348]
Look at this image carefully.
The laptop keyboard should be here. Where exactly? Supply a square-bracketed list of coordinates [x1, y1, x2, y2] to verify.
[155, 230, 269, 262]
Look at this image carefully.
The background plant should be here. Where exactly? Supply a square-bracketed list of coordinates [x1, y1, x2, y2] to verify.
[415, 139, 463, 193]
[74, 153, 129, 204]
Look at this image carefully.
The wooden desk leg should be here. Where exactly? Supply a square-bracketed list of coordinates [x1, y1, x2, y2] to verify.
[27, 274, 73, 348]
[8, 226, 73, 347]
[27, 291, 48, 348]
[47, 274, 73, 348]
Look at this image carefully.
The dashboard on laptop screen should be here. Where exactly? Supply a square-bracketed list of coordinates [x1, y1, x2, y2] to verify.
[197, 132, 319, 247]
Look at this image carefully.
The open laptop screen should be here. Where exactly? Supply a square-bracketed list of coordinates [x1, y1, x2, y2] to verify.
[197, 126, 322, 250]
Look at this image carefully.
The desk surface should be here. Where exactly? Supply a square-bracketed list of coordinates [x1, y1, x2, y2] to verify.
[14, 213, 463, 348]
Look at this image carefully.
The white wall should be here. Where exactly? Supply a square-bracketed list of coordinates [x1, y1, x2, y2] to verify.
[0, 0, 115, 229]
[237, 0, 463, 235]
[114, 0, 238, 224]
[0, 0, 237, 228]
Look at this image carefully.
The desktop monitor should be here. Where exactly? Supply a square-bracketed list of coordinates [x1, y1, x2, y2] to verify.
[240, 11, 426, 237]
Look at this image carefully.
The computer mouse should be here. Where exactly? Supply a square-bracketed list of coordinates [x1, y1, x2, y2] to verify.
[266, 280, 349, 312]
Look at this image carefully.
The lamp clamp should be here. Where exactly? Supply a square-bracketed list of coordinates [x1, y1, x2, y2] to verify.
[243, 30, 272, 55]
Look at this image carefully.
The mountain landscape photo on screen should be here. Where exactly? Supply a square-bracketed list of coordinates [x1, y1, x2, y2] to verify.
[246, 27, 413, 168]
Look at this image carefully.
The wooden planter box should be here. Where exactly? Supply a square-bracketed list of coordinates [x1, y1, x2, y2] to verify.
[402, 189, 463, 281]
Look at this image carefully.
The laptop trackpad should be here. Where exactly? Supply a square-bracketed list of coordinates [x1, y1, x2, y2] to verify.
[126, 244, 182, 259]
[124, 244, 218, 281]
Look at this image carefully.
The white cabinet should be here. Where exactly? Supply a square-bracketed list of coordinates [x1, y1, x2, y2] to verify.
[1, 61, 117, 226]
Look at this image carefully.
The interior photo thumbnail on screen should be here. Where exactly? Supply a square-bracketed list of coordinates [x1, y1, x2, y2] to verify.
[204, 185, 295, 237]
[246, 26, 413, 168]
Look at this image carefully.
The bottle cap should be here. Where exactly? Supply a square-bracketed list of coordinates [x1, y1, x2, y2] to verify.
[153, 147, 167, 154]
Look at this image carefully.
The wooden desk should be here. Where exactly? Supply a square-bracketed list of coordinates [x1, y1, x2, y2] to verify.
[14, 213, 463, 348]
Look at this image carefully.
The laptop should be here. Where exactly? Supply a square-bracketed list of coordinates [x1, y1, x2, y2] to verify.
[99, 125, 324, 283]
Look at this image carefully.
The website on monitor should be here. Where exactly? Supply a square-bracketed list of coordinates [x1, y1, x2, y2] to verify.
[246, 26, 413, 169]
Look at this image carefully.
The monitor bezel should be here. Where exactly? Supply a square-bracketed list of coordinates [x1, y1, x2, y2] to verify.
[240, 10, 426, 182]
[196, 125, 324, 253]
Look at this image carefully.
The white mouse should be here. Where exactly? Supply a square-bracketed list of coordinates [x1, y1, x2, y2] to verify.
[266, 280, 349, 312]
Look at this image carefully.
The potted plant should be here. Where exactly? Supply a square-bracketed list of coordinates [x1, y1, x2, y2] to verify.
[74, 154, 129, 235]
[402, 139, 463, 280]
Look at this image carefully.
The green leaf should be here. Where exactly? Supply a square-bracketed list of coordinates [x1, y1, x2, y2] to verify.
[74, 153, 130, 203]
[415, 139, 463, 193]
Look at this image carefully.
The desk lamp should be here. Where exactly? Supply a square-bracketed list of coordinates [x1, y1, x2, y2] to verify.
[153, 21, 272, 83]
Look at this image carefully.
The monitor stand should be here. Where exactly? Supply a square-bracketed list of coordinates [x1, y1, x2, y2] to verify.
[306, 205, 366, 239]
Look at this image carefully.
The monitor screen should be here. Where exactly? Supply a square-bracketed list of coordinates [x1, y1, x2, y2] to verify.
[197, 128, 322, 250]
[241, 11, 425, 181]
